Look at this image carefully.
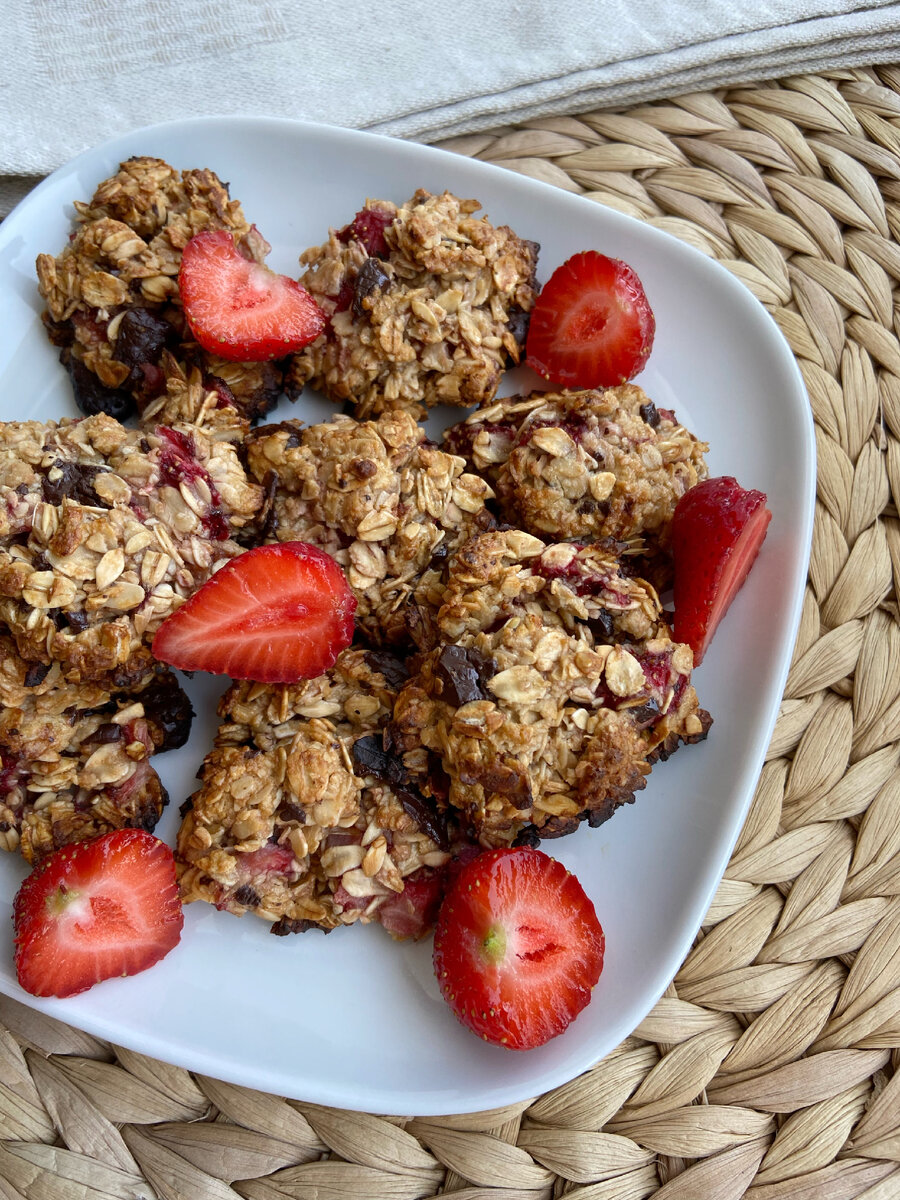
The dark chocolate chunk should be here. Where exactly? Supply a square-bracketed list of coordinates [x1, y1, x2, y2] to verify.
[277, 799, 307, 822]
[434, 644, 496, 707]
[139, 673, 195, 753]
[91, 722, 124, 744]
[61, 349, 136, 422]
[352, 257, 390, 318]
[587, 609, 616, 641]
[23, 662, 51, 688]
[270, 916, 332, 936]
[506, 305, 531, 347]
[233, 883, 261, 908]
[639, 401, 660, 428]
[41, 461, 106, 507]
[352, 735, 449, 850]
[364, 650, 409, 691]
[114, 307, 173, 378]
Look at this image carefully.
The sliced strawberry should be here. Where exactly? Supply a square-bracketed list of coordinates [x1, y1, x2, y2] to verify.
[179, 231, 325, 362]
[525, 250, 655, 388]
[671, 476, 772, 666]
[152, 542, 356, 683]
[13, 829, 183, 999]
[433, 847, 604, 1050]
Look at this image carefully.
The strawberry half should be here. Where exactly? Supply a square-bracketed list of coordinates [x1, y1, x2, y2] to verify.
[525, 250, 655, 388]
[13, 830, 183, 998]
[433, 847, 605, 1050]
[179, 230, 325, 362]
[671, 476, 772, 666]
[152, 542, 356, 683]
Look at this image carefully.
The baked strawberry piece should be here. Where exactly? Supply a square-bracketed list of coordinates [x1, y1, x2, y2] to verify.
[671, 476, 772, 665]
[36, 157, 286, 429]
[13, 829, 183, 998]
[179, 231, 324, 362]
[433, 847, 604, 1049]
[153, 542, 357, 683]
[526, 251, 655, 389]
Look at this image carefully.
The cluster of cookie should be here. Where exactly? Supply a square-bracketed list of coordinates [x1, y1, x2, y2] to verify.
[5, 156, 711, 943]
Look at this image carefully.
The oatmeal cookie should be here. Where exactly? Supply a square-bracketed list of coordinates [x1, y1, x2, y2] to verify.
[0, 635, 191, 862]
[36, 156, 283, 427]
[443, 385, 708, 572]
[285, 189, 538, 418]
[0, 412, 263, 684]
[177, 648, 451, 936]
[409, 528, 669, 651]
[245, 410, 494, 644]
[390, 536, 711, 846]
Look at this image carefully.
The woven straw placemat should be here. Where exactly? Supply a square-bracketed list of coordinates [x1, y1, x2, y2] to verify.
[4, 62, 900, 1200]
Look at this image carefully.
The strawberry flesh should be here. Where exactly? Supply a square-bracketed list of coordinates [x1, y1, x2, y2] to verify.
[179, 231, 325, 362]
[152, 542, 356, 683]
[671, 476, 772, 665]
[13, 829, 183, 998]
[526, 250, 655, 388]
[433, 847, 604, 1050]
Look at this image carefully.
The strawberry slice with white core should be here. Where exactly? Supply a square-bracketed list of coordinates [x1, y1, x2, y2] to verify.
[525, 250, 655, 389]
[179, 230, 325, 362]
[671, 476, 772, 665]
[152, 542, 357, 683]
[433, 847, 605, 1050]
[13, 829, 183, 998]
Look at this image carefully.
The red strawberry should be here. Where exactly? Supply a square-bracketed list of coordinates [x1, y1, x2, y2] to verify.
[433, 847, 604, 1050]
[13, 830, 183, 999]
[671, 476, 772, 666]
[525, 251, 655, 388]
[152, 542, 356, 683]
[179, 231, 325, 362]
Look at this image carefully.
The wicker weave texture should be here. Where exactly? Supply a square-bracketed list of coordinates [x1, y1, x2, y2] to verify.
[4, 63, 900, 1200]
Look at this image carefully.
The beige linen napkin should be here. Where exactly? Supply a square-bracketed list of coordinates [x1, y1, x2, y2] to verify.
[3, 0, 900, 215]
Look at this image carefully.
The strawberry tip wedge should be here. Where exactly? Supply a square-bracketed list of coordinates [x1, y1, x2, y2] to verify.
[179, 230, 325, 362]
[152, 541, 357, 683]
[433, 847, 605, 1050]
[671, 476, 772, 666]
[14, 829, 183, 999]
[525, 250, 655, 389]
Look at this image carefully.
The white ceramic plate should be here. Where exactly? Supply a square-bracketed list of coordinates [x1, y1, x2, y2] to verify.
[0, 117, 815, 1116]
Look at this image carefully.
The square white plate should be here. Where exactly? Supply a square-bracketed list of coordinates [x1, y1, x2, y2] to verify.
[0, 117, 815, 1115]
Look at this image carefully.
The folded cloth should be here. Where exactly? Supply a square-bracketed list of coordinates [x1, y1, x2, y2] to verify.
[3, 0, 900, 216]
